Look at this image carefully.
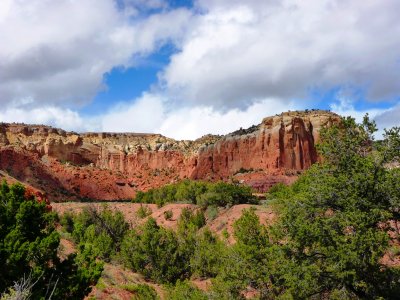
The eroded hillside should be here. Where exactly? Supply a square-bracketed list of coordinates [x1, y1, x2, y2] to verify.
[0, 110, 340, 201]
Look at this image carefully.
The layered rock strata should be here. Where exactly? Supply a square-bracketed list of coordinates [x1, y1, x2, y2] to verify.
[0, 110, 340, 201]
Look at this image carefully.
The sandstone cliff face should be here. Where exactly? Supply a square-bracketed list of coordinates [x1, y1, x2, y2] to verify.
[0, 110, 340, 201]
[191, 111, 339, 178]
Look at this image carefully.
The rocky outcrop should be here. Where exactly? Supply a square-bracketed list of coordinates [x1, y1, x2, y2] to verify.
[0, 110, 340, 201]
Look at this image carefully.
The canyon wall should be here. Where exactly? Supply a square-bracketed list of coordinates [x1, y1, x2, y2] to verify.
[0, 110, 340, 201]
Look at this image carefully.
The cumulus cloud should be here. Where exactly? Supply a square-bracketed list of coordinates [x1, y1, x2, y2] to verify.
[0, 0, 191, 107]
[0, 105, 89, 132]
[161, 0, 400, 108]
[328, 94, 400, 139]
[330, 97, 388, 124]
[101, 93, 165, 133]
[374, 105, 400, 132]
[158, 98, 300, 139]
[99, 93, 300, 139]
[0, 0, 399, 138]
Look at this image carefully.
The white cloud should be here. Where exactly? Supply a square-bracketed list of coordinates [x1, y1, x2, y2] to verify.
[330, 98, 387, 124]
[0, 105, 90, 132]
[158, 98, 300, 139]
[374, 105, 400, 133]
[99, 93, 300, 139]
[1, 0, 399, 140]
[101, 93, 165, 133]
[161, 0, 400, 108]
[0, 0, 191, 107]
[328, 94, 400, 139]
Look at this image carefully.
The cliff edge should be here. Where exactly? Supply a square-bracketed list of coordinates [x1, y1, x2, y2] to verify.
[0, 110, 340, 201]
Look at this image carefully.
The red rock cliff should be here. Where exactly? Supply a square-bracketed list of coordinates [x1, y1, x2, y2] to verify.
[0, 110, 340, 201]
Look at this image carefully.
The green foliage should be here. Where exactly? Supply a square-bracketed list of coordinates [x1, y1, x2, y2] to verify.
[132, 179, 257, 208]
[120, 218, 187, 283]
[123, 283, 159, 300]
[268, 115, 400, 298]
[166, 280, 208, 300]
[136, 204, 152, 219]
[211, 209, 271, 299]
[121, 208, 216, 284]
[69, 205, 129, 262]
[190, 228, 224, 278]
[59, 211, 74, 233]
[205, 205, 219, 220]
[178, 208, 206, 231]
[233, 208, 268, 248]
[164, 209, 173, 220]
[0, 181, 102, 299]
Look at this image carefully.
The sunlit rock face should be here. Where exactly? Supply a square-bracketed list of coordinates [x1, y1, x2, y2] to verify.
[0, 110, 340, 201]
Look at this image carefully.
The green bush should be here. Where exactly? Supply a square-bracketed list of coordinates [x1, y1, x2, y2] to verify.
[122, 283, 159, 300]
[211, 208, 271, 299]
[68, 205, 129, 262]
[132, 180, 257, 208]
[178, 208, 206, 231]
[120, 209, 217, 284]
[205, 205, 218, 221]
[166, 280, 208, 300]
[190, 229, 224, 278]
[136, 204, 152, 219]
[59, 211, 75, 233]
[164, 209, 173, 220]
[120, 218, 188, 283]
[0, 181, 103, 299]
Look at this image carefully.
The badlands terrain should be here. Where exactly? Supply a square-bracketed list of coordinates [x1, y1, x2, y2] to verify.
[0, 110, 339, 201]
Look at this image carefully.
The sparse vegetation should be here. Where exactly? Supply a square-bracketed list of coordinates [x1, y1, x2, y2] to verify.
[234, 167, 254, 174]
[164, 209, 173, 220]
[136, 204, 152, 219]
[205, 205, 218, 220]
[133, 180, 258, 208]
[123, 283, 159, 300]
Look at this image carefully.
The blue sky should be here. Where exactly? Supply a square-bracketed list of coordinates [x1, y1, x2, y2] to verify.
[0, 0, 399, 139]
[81, 45, 174, 115]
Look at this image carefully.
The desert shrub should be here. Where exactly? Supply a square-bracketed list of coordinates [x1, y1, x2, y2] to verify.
[178, 208, 206, 231]
[196, 191, 225, 208]
[0, 181, 102, 299]
[136, 204, 152, 219]
[69, 205, 129, 261]
[132, 180, 257, 208]
[211, 208, 271, 299]
[59, 211, 75, 233]
[205, 205, 218, 221]
[164, 209, 173, 220]
[190, 229, 224, 278]
[120, 218, 188, 283]
[166, 280, 208, 300]
[123, 283, 159, 300]
[120, 209, 217, 284]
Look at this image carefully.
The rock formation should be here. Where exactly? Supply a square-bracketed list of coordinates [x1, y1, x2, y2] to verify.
[0, 110, 340, 201]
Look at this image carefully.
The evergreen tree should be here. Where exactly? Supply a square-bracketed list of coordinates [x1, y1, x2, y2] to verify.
[0, 181, 102, 299]
[269, 115, 400, 298]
